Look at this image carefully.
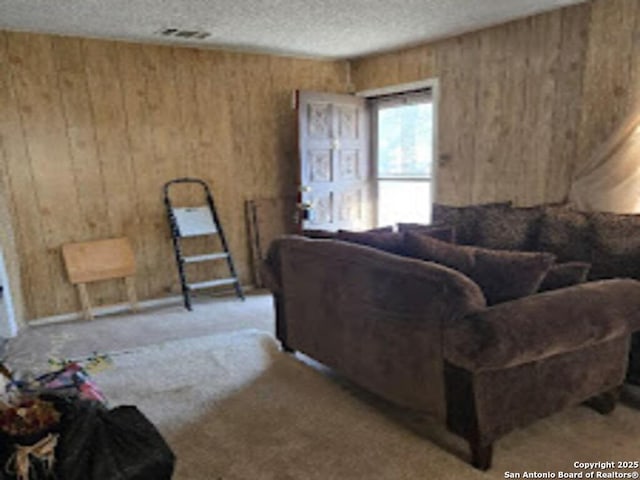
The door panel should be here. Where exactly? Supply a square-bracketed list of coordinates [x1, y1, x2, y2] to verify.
[297, 91, 372, 231]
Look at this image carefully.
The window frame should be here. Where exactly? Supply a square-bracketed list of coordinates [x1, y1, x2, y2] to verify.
[369, 89, 435, 226]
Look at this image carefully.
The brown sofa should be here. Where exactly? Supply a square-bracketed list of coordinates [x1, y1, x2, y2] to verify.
[431, 202, 640, 383]
[262, 235, 640, 470]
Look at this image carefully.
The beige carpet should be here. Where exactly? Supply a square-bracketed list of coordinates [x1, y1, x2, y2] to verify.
[5, 293, 273, 371]
[95, 329, 640, 480]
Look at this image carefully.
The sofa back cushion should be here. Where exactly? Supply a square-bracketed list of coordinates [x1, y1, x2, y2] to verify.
[589, 211, 640, 280]
[432, 202, 511, 245]
[537, 206, 592, 262]
[475, 206, 544, 251]
[404, 232, 555, 305]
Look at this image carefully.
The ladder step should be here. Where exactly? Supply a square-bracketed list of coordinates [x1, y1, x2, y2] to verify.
[178, 229, 218, 238]
[183, 253, 229, 264]
[173, 206, 218, 237]
[187, 278, 237, 290]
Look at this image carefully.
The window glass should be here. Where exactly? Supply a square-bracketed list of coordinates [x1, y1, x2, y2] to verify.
[377, 102, 432, 178]
[378, 180, 431, 227]
[375, 94, 434, 226]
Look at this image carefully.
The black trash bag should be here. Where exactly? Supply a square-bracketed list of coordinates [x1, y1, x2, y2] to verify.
[0, 447, 56, 480]
[0, 398, 61, 480]
[55, 401, 175, 480]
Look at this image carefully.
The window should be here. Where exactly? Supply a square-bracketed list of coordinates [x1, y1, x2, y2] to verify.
[372, 91, 433, 227]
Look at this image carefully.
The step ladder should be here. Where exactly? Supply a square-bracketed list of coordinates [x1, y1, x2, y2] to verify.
[163, 178, 244, 310]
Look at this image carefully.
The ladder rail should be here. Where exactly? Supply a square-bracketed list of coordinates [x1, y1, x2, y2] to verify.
[163, 178, 244, 311]
[203, 189, 244, 301]
[163, 196, 192, 310]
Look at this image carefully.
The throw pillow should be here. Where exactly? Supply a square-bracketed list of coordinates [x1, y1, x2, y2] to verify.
[404, 231, 555, 305]
[396, 223, 456, 243]
[432, 202, 511, 245]
[538, 261, 591, 292]
[336, 230, 404, 255]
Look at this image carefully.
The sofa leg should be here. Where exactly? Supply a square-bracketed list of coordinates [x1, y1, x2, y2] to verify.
[627, 333, 640, 386]
[470, 440, 493, 471]
[585, 387, 621, 415]
[280, 341, 295, 353]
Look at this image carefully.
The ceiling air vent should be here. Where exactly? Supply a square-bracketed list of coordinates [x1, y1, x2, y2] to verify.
[157, 28, 211, 40]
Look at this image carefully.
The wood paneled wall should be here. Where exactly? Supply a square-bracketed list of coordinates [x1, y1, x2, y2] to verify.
[351, 0, 640, 207]
[0, 31, 349, 320]
[577, 0, 640, 166]
[2, 0, 638, 320]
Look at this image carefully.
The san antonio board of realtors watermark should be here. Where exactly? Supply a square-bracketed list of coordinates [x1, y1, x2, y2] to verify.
[504, 461, 639, 479]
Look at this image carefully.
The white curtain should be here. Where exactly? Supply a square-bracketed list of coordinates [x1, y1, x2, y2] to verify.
[569, 109, 640, 213]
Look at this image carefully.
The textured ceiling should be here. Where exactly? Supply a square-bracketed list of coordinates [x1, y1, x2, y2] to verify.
[0, 0, 586, 59]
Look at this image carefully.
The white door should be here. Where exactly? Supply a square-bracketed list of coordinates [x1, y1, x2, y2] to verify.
[297, 91, 373, 231]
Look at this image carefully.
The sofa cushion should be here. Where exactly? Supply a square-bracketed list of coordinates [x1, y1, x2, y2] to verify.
[335, 230, 404, 255]
[432, 202, 511, 245]
[537, 206, 592, 262]
[304, 225, 394, 240]
[588, 211, 640, 280]
[476, 206, 544, 251]
[396, 223, 456, 243]
[538, 261, 591, 292]
[368, 225, 395, 233]
[404, 232, 555, 305]
[303, 229, 337, 239]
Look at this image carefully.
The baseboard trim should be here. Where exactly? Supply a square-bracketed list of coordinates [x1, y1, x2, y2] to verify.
[28, 295, 184, 327]
[29, 287, 254, 328]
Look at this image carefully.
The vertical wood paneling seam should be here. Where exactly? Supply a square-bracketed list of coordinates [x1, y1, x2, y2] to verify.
[0, 33, 18, 234]
[563, 4, 591, 186]
[38, 36, 86, 313]
[51, 40, 91, 238]
[624, 2, 640, 106]
[468, 35, 480, 203]
[79, 39, 114, 228]
[158, 47, 191, 292]
[169, 47, 196, 174]
[263, 56, 278, 198]
[0, 33, 30, 319]
[619, 2, 635, 105]
[79, 41, 112, 220]
[575, 1, 597, 165]
[113, 44, 154, 299]
[541, 12, 563, 203]
[6, 35, 61, 317]
[140, 50, 165, 196]
[0, 33, 23, 321]
[633, 5, 640, 107]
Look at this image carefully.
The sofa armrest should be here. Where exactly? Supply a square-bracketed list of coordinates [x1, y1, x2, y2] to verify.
[444, 279, 640, 371]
